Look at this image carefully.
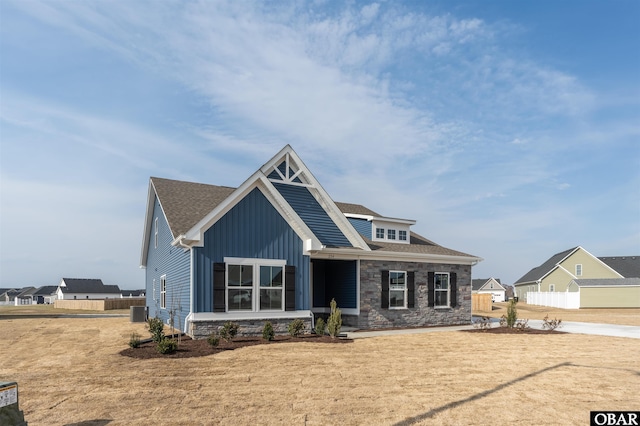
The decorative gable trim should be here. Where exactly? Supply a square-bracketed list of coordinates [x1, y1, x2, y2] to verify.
[174, 145, 369, 253]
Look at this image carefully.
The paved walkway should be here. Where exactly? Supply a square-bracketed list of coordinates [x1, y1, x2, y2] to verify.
[344, 320, 640, 340]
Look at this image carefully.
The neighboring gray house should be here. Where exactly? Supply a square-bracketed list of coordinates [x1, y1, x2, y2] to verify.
[0, 288, 22, 303]
[140, 145, 482, 338]
[56, 278, 121, 300]
[13, 287, 36, 305]
[471, 278, 506, 302]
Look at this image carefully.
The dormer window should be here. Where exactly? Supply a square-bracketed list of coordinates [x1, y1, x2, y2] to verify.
[376, 228, 385, 239]
[399, 230, 407, 241]
[388, 229, 396, 240]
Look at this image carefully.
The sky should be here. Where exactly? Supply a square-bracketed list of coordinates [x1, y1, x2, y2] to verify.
[1, 0, 639, 290]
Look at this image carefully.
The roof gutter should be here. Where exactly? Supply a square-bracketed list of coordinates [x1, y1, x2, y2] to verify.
[308, 247, 483, 265]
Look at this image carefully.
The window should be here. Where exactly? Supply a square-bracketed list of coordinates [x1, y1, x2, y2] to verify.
[575, 264, 582, 276]
[389, 271, 406, 308]
[154, 217, 158, 248]
[388, 229, 396, 240]
[549, 284, 555, 292]
[376, 228, 385, 239]
[259, 265, 283, 310]
[434, 273, 449, 307]
[160, 275, 166, 309]
[226, 259, 286, 312]
[399, 230, 407, 241]
[227, 265, 253, 311]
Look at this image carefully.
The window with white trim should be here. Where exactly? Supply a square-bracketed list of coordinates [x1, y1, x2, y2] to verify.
[399, 230, 407, 241]
[389, 271, 407, 309]
[575, 264, 582, 276]
[160, 275, 166, 309]
[226, 259, 285, 312]
[388, 229, 396, 240]
[376, 228, 385, 239]
[549, 284, 555, 292]
[434, 273, 449, 307]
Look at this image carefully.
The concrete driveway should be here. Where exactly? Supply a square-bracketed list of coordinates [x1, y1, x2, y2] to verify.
[344, 320, 640, 339]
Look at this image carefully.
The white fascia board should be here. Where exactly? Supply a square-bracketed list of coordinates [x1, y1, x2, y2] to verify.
[140, 180, 176, 268]
[343, 213, 374, 221]
[580, 246, 625, 278]
[139, 182, 155, 267]
[536, 247, 581, 282]
[310, 248, 483, 265]
[371, 216, 417, 225]
[284, 148, 371, 251]
[182, 169, 264, 245]
[180, 172, 322, 252]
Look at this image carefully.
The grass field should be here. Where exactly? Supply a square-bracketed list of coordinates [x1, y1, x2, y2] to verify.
[1, 305, 638, 425]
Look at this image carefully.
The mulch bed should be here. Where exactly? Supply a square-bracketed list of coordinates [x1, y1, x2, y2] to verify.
[120, 334, 352, 359]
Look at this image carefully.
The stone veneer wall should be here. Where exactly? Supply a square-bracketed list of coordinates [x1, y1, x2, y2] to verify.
[346, 259, 472, 329]
[189, 317, 312, 340]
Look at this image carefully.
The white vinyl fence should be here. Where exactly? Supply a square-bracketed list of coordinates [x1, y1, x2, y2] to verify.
[526, 291, 580, 309]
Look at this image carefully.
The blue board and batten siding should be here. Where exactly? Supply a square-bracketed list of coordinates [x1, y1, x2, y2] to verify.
[192, 187, 310, 312]
[145, 197, 191, 328]
[347, 218, 371, 240]
[272, 182, 351, 247]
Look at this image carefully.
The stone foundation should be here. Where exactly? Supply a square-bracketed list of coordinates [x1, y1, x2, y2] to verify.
[189, 317, 313, 340]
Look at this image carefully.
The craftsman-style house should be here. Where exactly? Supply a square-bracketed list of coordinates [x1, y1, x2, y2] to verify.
[140, 146, 481, 337]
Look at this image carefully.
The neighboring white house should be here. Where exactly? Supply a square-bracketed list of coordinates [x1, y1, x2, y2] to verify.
[472, 278, 506, 302]
[56, 278, 121, 300]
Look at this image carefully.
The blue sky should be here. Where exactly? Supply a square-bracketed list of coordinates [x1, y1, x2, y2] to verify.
[1, 0, 638, 290]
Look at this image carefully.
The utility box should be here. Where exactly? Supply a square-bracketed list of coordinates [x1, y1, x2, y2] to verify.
[0, 381, 27, 426]
[130, 305, 147, 322]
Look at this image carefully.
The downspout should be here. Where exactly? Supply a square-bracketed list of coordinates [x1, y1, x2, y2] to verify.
[175, 235, 194, 334]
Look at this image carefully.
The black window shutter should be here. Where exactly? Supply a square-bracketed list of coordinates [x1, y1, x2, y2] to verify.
[407, 271, 415, 308]
[381, 270, 389, 309]
[427, 272, 435, 307]
[285, 265, 296, 311]
[213, 263, 226, 313]
[450, 273, 457, 307]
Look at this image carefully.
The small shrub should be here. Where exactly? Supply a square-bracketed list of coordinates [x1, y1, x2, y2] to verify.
[156, 337, 177, 354]
[147, 317, 165, 343]
[503, 299, 518, 328]
[219, 321, 239, 342]
[207, 333, 220, 347]
[315, 317, 326, 336]
[327, 298, 342, 338]
[542, 315, 562, 331]
[473, 316, 492, 331]
[514, 319, 530, 331]
[129, 332, 142, 348]
[288, 319, 305, 337]
[262, 321, 275, 341]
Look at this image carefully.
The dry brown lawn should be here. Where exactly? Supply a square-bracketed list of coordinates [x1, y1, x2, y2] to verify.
[477, 302, 640, 326]
[1, 310, 638, 426]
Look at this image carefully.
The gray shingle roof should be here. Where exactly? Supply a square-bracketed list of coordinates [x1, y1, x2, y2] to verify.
[334, 202, 382, 217]
[514, 247, 578, 284]
[151, 177, 476, 260]
[598, 256, 640, 278]
[33, 286, 58, 296]
[60, 278, 121, 294]
[572, 278, 640, 287]
[151, 177, 236, 238]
